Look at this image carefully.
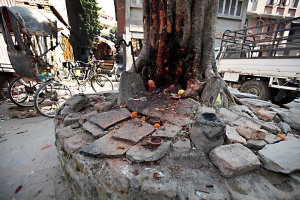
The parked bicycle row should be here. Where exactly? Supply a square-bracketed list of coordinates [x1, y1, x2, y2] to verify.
[8, 60, 115, 118]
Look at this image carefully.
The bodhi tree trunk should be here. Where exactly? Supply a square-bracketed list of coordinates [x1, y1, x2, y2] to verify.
[133, 0, 236, 107]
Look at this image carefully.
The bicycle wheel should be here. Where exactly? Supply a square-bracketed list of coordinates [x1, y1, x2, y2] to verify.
[34, 81, 72, 118]
[8, 77, 40, 107]
[90, 74, 114, 92]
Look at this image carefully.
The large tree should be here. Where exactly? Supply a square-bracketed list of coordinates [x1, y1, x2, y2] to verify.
[134, 0, 236, 107]
[79, 0, 102, 48]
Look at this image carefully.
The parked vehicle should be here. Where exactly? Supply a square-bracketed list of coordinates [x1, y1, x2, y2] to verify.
[216, 17, 300, 104]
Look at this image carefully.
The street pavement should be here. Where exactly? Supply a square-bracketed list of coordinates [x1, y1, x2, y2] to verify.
[0, 102, 73, 200]
[0, 79, 119, 199]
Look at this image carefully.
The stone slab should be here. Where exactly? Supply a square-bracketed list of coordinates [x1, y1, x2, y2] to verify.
[126, 93, 194, 126]
[63, 113, 81, 127]
[63, 132, 94, 154]
[162, 113, 193, 127]
[126, 141, 171, 162]
[258, 137, 300, 174]
[254, 120, 281, 134]
[112, 119, 155, 143]
[246, 139, 267, 150]
[236, 120, 267, 140]
[152, 123, 182, 139]
[217, 108, 239, 124]
[172, 139, 191, 153]
[65, 93, 89, 112]
[117, 71, 146, 105]
[225, 125, 247, 145]
[228, 87, 258, 99]
[141, 180, 177, 199]
[82, 121, 106, 138]
[94, 101, 114, 112]
[80, 131, 133, 157]
[86, 108, 130, 130]
[174, 98, 200, 115]
[264, 133, 283, 144]
[209, 144, 261, 178]
[241, 98, 274, 108]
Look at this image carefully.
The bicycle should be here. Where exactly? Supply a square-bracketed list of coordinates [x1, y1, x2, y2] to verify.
[61, 60, 114, 93]
[33, 78, 72, 118]
[8, 77, 41, 107]
[33, 60, 114, 118]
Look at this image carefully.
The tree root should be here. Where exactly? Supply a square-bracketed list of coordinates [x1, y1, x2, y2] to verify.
[200, 76, 236, 108]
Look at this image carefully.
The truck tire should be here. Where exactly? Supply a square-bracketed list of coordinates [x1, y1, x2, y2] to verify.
[270, 90, 295, 105]
[240, 80, 271, 101]
[271, 96, 295, 105]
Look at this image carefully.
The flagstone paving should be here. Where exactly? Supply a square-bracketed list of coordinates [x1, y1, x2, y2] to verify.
[80, 131, 133, 157]
[112, 118, 155, 143]
[86, 108, 131, 130]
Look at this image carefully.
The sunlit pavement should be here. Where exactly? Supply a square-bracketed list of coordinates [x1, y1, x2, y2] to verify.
[0, 77, 119, 200]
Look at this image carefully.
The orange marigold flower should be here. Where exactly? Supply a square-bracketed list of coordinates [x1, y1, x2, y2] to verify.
[141, 116, 146, 121]
[277, 133, 285, 140]
[131, 111, 138, 118]
[154, 123, 161, 128]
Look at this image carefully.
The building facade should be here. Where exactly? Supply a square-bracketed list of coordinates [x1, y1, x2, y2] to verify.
[247, 0, 300, 38]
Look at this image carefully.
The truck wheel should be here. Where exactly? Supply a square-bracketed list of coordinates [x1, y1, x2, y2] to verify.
[271, 96, 295, 105]
[240, 80, 271, 101]
[270, 90, 295, 105]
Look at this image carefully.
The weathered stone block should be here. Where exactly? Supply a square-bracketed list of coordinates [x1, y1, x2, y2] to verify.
[63, 113, 81, 127]
[258, 137, 300, 174]
[117, 71, 146, 105]
[112, 119, 155, 143]
[246, 139, 266, 150]
[191, 113, 225, 153]
[82, 121, 105, 138]
[126, 141, 171, 162]
[225, 125, 247, 145]
[80, 131, 133, 157]
[209, 144, 261, 178]
[172, 139, 191, 153]
[236, 120, 267, 140]
[87, 108, 130, 130]
[65, 93, 89, 112]
[152, 123, 182, 139]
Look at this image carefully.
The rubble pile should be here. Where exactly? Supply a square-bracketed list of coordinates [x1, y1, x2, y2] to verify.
[55, 90, 300, 200]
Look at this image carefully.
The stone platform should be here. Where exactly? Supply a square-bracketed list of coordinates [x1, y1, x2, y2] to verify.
[55, 92, 300, 200]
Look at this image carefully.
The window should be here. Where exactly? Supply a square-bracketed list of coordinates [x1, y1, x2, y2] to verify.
[131, 0, 142, 6]
[267, 22, 275, 36]
[290, 0, 299, 7]
[279, 0, 287, 6]
[256, 20, 264, 34]
[218, 0, 244, 17]
[131, 38, 143, 57]
[277, 22, 286, 36]
[266, 0, 274, 5]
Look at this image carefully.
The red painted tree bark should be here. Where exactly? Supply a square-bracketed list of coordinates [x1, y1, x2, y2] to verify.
[134, 0, 236, 107]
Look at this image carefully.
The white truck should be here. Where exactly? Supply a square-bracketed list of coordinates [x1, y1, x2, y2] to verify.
[216, 17, 300, 104]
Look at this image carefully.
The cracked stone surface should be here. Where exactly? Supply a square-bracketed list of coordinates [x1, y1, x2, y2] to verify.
[126, 141, 172, 162]
[82, 121, 106, 138]
[80, 131, 133, 157]
[258, 136, 300, 174]
[209, 144, 261, 178]
[54, 93, 300, 200]
[152, 123, 182, 139]
[112, 119, 155, 143]
[86, 108, 130, 130]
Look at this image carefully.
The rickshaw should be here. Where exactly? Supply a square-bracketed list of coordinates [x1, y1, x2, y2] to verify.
[0, 6, 72, 117]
